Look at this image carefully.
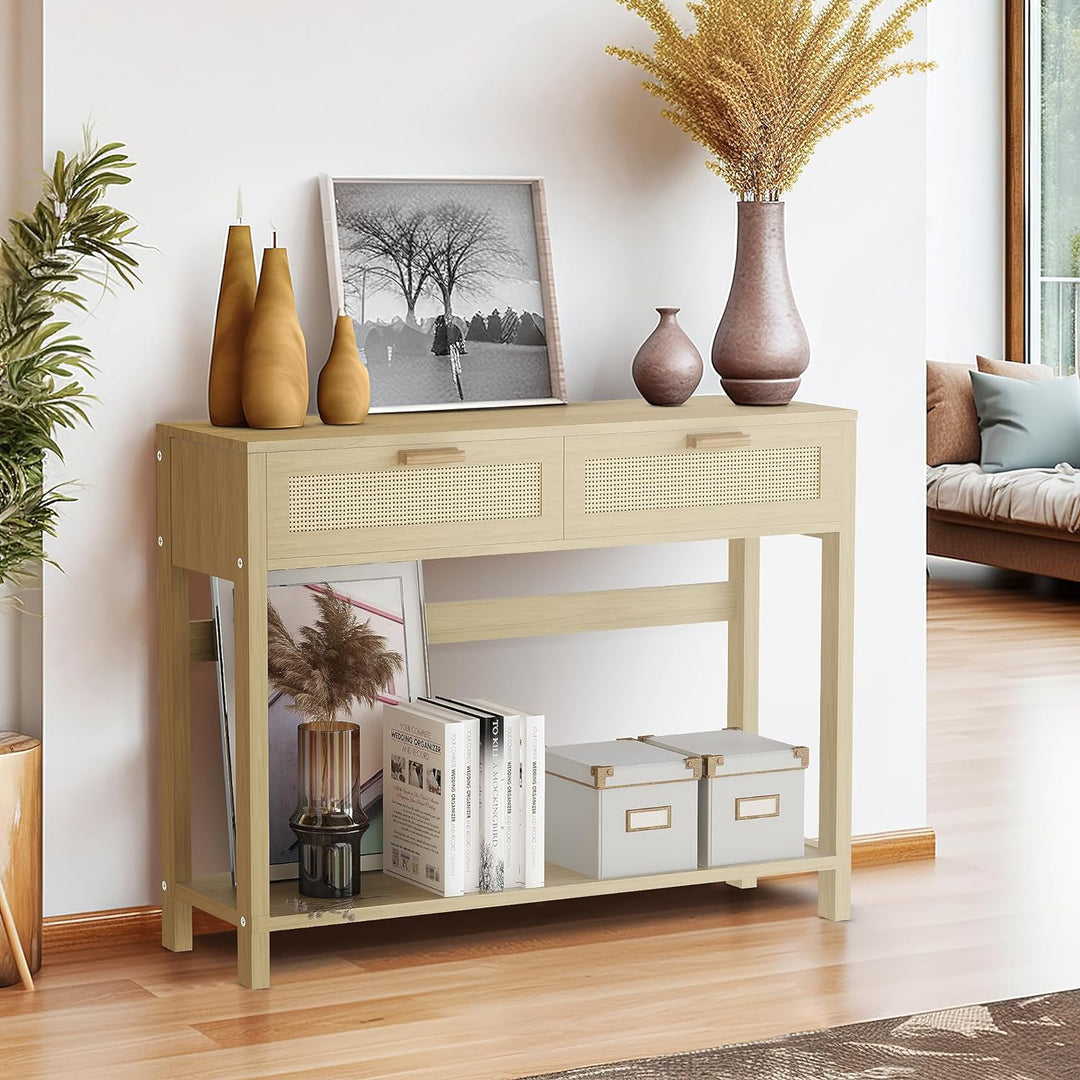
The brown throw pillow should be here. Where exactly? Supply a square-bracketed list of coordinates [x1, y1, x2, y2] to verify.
[927, 362, 979, 465]
[976, 355, 1054, 382]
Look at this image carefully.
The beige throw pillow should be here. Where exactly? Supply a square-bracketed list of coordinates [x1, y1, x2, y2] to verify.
[976, 355, 1054, 382]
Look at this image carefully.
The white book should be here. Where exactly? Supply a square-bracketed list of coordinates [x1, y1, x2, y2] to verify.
[436, 697, 506, 892]
[383, 703, 465, 897]
[472, 699, 545, 889]
[411, 698, 480, 892]
[457, 700, 521, 888]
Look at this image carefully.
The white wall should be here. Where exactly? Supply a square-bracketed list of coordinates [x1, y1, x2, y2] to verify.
[39, 0, 929, 914]
[926, 1, 1005, 363]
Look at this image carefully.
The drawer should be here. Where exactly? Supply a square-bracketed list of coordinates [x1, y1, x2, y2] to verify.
[564, 421, 846, 540]
[266, 437, 563, 563]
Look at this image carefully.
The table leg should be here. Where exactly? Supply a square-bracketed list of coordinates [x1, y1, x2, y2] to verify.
[727, 537, 760, 890]
[158, 436, 192, 953]
[234, 456, 271, 988]
[817, 530, 854, 921]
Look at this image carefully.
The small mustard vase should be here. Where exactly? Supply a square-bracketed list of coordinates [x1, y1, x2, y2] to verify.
[208, 224, 256, 427]
[318, 315, 371, 425]
[242, 246, 308, 429]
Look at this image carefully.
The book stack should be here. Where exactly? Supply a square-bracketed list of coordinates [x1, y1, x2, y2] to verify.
[383, 697, 545, 897]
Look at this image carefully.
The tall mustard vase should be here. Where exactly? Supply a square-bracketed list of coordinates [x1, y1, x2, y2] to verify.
[207, 224, 257, 427]
[242, 246, 308, 429]
[318, 315, 370, 425]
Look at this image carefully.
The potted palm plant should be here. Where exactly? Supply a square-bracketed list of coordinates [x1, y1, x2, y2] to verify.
[608, 0, 933, 403]
[268, 588, 402, 899]
[1, 133, 139, 598]
[0, 135, 138, 988]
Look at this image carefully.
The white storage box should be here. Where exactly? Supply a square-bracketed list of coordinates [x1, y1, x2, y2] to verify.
[545, 739, 701, 880]
[642, 730, 808, 867]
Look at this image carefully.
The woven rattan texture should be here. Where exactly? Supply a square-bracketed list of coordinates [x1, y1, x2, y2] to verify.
[583, 446, 821, 515]
[289, 462, 542, 532]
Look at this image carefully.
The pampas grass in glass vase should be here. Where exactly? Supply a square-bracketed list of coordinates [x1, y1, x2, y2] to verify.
[268, 588, 402, 899]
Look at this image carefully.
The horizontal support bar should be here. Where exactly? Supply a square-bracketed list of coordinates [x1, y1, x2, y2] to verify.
[426, 581, 735, 645]
[189, 618, 217, 663]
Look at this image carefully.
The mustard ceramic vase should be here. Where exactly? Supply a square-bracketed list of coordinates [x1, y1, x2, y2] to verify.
[242, 246, 308, 429]
[208, 224, 256, 427]
[318, 315, 371, 425]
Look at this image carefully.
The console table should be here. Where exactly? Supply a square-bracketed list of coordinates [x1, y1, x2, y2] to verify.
[157, 396, 855, 988]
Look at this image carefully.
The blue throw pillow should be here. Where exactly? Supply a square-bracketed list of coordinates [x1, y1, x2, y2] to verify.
[970, 370, 1080, 473]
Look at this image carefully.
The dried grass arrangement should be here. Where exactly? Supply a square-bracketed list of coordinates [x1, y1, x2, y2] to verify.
[267, 587, 403, 729]
[607, 0, 934, 201]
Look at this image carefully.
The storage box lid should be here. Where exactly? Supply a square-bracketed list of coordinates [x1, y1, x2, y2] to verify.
[546, 738, 701, 789]
[642, 730, 809, 778]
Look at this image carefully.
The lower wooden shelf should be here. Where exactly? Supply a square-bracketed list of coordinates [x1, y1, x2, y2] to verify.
[176, 846, 837, 934]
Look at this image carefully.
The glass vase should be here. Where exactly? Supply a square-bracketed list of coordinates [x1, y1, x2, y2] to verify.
[289, 720, 369, 899]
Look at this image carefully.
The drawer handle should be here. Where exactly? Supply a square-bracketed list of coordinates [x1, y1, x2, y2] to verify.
[687, 432, 752, 450]
[397, 447, 467, 466]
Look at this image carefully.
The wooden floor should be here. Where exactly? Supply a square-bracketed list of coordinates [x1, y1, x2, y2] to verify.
[3, 561, 1080, 1079]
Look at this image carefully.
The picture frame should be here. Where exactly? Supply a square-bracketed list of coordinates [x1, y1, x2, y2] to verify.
[212, 562, 429, 882]
[319, 175, 567, 413]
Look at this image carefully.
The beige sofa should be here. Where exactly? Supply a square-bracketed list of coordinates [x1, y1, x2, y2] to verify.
[926, 358, 1080, 582]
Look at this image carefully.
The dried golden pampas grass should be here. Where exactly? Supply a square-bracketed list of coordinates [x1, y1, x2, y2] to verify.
[607, 0, 934, 201]
[268, 587, 403, 728]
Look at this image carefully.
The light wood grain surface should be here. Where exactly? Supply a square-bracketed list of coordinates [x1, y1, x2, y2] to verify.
[159, 397, 857, 455]
[3, 568, 1072, 1077]
[0, 735, 40, 990]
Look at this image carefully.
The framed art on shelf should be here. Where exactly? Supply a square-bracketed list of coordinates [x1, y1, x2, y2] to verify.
[212, 562, 428, 882]
[319, 175, 567, 413]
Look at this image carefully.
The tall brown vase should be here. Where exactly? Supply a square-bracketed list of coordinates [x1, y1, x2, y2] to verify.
[242, 247, 308, 429]
[711, 201, 809, 406]
[208, 224, 256, 427]
[318, 315, 371, 425]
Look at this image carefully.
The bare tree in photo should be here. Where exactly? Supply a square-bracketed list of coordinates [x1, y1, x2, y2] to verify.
[338, 207, 434, 328]
[423, 203, 521, 322]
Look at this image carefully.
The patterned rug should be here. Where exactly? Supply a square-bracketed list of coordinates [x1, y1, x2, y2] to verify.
[525, 990, 1080, 1079]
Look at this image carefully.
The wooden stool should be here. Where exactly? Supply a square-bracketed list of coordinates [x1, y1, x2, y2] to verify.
[0, 733, 42, 990]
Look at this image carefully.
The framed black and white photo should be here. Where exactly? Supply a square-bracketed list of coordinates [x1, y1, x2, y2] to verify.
[212, 562, 428, 882]
[320, 176, 567, 413]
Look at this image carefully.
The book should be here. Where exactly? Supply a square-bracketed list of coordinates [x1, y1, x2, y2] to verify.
[472, 699, 545, 889]
[407, 698, 480, 893]
[433, 697, 506, 893]
[383, 703, 465, 897]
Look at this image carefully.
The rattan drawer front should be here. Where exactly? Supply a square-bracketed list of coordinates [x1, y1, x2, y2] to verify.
[288, 461, 543, 532]
[267, 438, 563, 564]
[565, 423, 845, 540]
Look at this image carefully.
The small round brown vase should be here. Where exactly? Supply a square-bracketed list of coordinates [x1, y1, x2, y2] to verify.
[632, 307, 703, 406]
[241, 246, 308, 429]
[208, 224, 256, 427]
[318, 315, 371, 425]
[712, 201, 809, 406]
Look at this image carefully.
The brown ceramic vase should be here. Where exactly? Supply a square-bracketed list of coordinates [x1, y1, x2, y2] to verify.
[242, 246, 308, 429]
[712, 201, 809, 406]
[632, 307, 703, 406]
[318, 315, 371, 425]
[208, 224, 257, 427]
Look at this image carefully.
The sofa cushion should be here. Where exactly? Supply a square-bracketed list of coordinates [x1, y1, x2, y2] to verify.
[970, 371, 1080, 472]
[927, 362, 979, 465]
[927, 358, 1056, 466]
[976, 355, 1054, 381]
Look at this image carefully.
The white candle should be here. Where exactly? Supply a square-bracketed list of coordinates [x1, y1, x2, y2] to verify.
[236, 184, 243, 223]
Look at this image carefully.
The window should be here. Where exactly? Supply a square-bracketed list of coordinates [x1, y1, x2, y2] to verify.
[1008, 0, 1080, 374]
